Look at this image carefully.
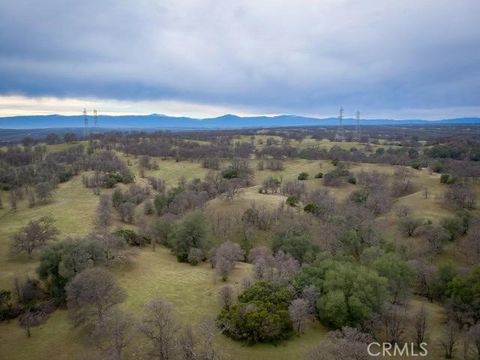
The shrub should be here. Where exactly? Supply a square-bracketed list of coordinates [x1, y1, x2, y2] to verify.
[314, 172, 323, 179]
[286, 196, 298, 207]
[114, 229, 149, 247]
[298, 172, 309, 181]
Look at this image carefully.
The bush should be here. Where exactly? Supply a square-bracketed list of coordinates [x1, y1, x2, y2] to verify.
[314, 172, 323, 179]
[286, 196, 298, 207]
[222, 167, 239, 179]
[298, 172, 309, 181]
[187, 248, 204, 265]
[114, 229, 149, 247]
[347, 176, 357, 184]
[218, 281, 293, 343]
[303, 203, 319, 214]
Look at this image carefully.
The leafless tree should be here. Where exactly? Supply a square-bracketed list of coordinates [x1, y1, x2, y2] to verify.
[289, 298, 310, 334]
[10, 189, 17, 211]
[89, 308, 133, 360]
[409, 259, 436, 302]
[96, 194, 112, 229]
[464, 219, 480, 263]
[444, 183, 476, 209]
[413, 305, 428, 349]
[35, 181, 55, 204]
[422, 187, 429, 199]
[196, 318, 225, 360]
[178, 325, 197, 360]
[440, 320, 460, 359]
[18, 309, 48, 337]
[467, 323, 480, 359]
[302, 286, 320, 315]
[218, 285, 235, 310]
[214, 241, 244, 281]
[306, 327, 373, 360]
[118, 201, 135, 223]
[66, 268, 126, 328]
[381, 304, 407, 345]
[139, 297, 178, 360]
[10, 216, 59, 257]
[391, 166, 414, 197]
[27, 187, 36, 208]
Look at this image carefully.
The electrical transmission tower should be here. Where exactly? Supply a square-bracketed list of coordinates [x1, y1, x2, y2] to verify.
[83, 108, 89, 138]
[93, 109, 98, 131]
[336, 106, 344, 141]
[356, 110, 361, 141]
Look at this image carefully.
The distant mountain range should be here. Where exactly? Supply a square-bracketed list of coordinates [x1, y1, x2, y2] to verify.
[0, 114, 479, 130]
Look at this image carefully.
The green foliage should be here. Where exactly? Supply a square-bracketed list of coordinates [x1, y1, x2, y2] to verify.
[297, 172, 309, 181]
[111, 188, 126, 208]
[172, 211, 208, 262]
[447, 266, 480, 323]
[314, 172, 323, 179]
[347, 176, 357, 184]
[294, 260, 387, 328]
[113, 229, 149, 247]
[37, 238, 107, 304]
[272, 234, 318, 263]
[371, 252, 414, 302]
[440, 216, 466, 241]
[440, 173, 450, 184]
[218, 281, 293, 343]
[286, 196, 298, 207]
[431, 262, 458, 301]
[222, 167, 240, 179]
[316, 261, 387, 328]
[153, 194, 168, 215]
[303, 203, 319, 214]
[349, 188, 369, 204]
[398, 216, 423, 237]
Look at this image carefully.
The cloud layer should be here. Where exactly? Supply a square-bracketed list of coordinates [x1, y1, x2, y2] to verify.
[0, 0, 479, 117]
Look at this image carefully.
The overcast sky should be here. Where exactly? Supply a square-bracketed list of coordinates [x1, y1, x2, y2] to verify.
[0, 0, 479, 119]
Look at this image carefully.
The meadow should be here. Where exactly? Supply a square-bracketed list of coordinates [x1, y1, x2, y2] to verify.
[0, 134, 478, 360]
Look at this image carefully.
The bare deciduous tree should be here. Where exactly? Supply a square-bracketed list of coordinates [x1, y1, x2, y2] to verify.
[89, 308, 133, 360]
[139, 297, 178, 360]
[381, 304, 407, 345]
[66, 268, 126, 327]
[306, 327, 373, 360]
[413, 305, 428, 349]
[10, 216, 59, 257]
[218, 285, 235, 310]
[214, 241, 244, 281]
[289, 298, 310, 334]
[96, 194, 112, 229]
[18, 309, 48, 337]
[440, 320, 460, 359]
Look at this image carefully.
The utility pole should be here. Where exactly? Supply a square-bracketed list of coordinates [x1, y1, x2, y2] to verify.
[83, 108, 89, 138]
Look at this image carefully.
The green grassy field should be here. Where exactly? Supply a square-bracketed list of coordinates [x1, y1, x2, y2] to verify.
[0, 142, 476, 359]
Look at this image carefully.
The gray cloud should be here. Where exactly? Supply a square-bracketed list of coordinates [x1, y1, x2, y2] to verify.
[0, 0, 479, 116]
